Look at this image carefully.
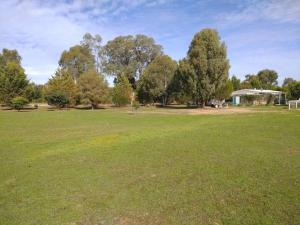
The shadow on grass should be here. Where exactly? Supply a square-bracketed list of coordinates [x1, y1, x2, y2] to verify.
[155, 104, 199, 110]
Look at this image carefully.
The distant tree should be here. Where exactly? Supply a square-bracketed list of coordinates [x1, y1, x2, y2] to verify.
[241, 74, 261, 89]
[215, 79, 233, 100]
[137, 55, 177, 105]
[11, 96, 28, 111]
[78, 70, 109, 109]
[45, 91, 69, 108]
[102, 35, 162, 88]
[1, 49, 22, 66]
[282, 77, 296, 87]
[0, 61, 29, 104]
[59, 45, 95, 81]
[257, 69, 278, 89]
[230, 75, 241, 91]
[186, 29, 230, 107]
[287, 81, 300, 100]
[24, 83, 44, 102]
[112, 74, 133, 106]
[45, 69, 79, 106]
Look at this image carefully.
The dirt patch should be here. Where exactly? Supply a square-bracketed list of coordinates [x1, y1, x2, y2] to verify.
[187, 107, 257, 115]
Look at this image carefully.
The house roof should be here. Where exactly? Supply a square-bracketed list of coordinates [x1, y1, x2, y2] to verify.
[231, 89, 283, 97]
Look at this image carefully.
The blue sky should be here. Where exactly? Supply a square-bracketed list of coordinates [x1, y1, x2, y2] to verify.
[0, 0, 300, 84]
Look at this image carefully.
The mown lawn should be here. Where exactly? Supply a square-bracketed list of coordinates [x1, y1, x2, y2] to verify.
[0, 108, 299, 225]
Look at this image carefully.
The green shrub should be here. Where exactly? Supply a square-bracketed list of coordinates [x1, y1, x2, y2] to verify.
[11, 96, 29, 111]
[45, 91, 69, 108]
[132, 100, 140, 111]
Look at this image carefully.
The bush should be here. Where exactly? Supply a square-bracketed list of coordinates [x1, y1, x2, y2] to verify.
[11, 96, 29, 111]
[45, 91, 69, 108]
[132, 100, 140, 111]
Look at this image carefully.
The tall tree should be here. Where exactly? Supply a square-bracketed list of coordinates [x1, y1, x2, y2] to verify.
[102, 35, 162, 88]
[187, 29, 230, 107]
[45, 69, 79, 105]
[59, 45, 95, 82]
[78, 70, 108, 109]
[134, 35, 163, 79]
[0, 61, 29, 104]
[80, 33, 102, 73]
[257, 69, 278, 89]
[137, 55, 177, 104]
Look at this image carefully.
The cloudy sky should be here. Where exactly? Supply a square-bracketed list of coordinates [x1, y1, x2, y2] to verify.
[0, 0, 300, 84]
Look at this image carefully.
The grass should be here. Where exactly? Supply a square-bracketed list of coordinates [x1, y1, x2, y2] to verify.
[0, 107, 299, 225]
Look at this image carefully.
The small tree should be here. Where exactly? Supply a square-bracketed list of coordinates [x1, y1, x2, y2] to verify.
[11, 96, 28, 111]
[44, 69, 79, 106]
[45, 91, 69, 108]
[78, 70, 108, 109]
[112, 75, 132, 106]
[0, 61, 29, 104]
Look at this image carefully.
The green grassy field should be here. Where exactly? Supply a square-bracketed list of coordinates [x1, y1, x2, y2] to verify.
[0, 108, 299, 225]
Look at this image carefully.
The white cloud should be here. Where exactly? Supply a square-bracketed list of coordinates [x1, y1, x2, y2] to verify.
[219, 0, 300, 24]
[0, 0, 172, 83]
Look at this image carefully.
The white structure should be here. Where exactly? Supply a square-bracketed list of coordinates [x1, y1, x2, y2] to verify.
[231, 89, 285, 105]
[288, 99, 300, 110]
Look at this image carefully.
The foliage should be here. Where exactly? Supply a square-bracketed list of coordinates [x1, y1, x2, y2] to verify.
[230, 75, 241, 91]
[45, 91, 69, 108]
[287, 81, 300, 100]
[24, 83, 44, 102]
[78, 70, 109, 109]
[0, 61, 29, 104]
[175, 29, 230, 107]
[282, 77, 296, 87]
[137, 55, 177, 104]
[11, 96, 28, 111]
[132, 100, 140, 110]
[0, 48, 22, 66]
[167, 59, 196, 104]
[257, 69, 278, 89]
[59, 45, 95, 81]
[112, 74, 133, 106]
[45, 69, 79, 106]
[80, 33, 102, 73]
[241, 74, 261, 89]
[102, 35, 162, 87]
[240, 70, 278, 90]
[215, 79, 233, 100]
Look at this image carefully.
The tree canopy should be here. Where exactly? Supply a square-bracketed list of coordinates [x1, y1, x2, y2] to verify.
[137, 55, 177, 104]
[59, 45, 95, 81]
[78, 70, 108, 109]
[102, 35, 162, 88]
[45, 69, 79, 106]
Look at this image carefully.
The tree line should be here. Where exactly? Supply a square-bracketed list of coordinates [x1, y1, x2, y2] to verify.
[0, 29, 299, 110]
